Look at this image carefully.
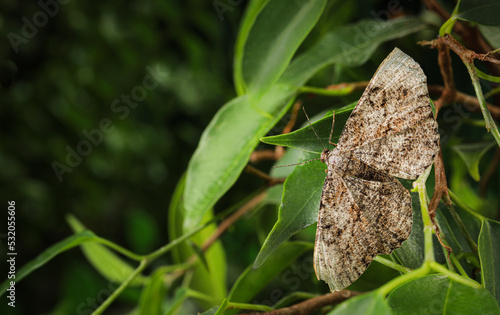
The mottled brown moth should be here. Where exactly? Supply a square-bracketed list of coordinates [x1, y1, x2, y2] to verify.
[314, 48, 440, 291]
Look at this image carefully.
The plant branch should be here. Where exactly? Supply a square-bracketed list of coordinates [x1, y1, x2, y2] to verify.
[239, 291, 362, 315]
[326, 81, 368, 93]
[428, 150, 453, 257]
[430, 262, 481, 289]
[423, 0, 500, 73]
[434, 41, 456, 114]
[441, 194, 478, 253]
[91, 260, 148, 315]
[245, 165, 286, 186]
[433, 34, 500, 146]
[250, 101, 302, 163]
[373, 256, 411, 274]
[202, 190, 267, 251]
[448, 189, 485, 222]
[428, 85, 500, 119]
[415, 166, 435, 263]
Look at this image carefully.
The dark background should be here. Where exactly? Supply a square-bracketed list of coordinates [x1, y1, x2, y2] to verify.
[0, 1, 243, 314]
[0, 0, 498, 314]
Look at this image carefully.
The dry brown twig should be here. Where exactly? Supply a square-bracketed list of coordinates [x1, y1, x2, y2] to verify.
[422, 0, 500, 69]
[239, 291, 362, 315]
[428, 85, 500, 119]
[245, 165, 286, 186]
[202, 190, 268, 252]
[433, 41, 456, 114]
[429, 149, 453, 258]
[250, 100, 303, 163]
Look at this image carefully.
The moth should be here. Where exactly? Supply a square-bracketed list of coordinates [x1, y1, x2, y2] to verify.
[313, 48, 440, 291]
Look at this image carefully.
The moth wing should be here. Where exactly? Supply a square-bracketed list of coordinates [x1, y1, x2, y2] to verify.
[314, 169, 412, 292]
[351, 116, 439, 179]
[337, 48, 436, 157]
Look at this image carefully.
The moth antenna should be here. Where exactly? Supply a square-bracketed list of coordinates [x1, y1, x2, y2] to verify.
[273, 158, 321, 168]
[302, 107, 326, 151]
[329, 112, 337, 147]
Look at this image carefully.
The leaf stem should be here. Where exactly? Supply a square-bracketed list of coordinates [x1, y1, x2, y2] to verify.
[415, 166, 435, 263]
[187, 289, 216, 304]
[447, 189, 485, 222]
[373, 256, 411, 274]
[299, 85, 353, 96]
[449, 254, 469, 278]
[442, 193, 479, 253]
[94, 237, 146, 261]
[378, 263, 431, 296]
[146, 221, 211, 261]
[91, 260, 148, 315]
[227, 302, 274, 312]
[430, 262, 481, 289]
[462, 59, 500, 146]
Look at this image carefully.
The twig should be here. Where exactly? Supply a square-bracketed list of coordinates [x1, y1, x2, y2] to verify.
[434, 41, 456, 114]
[245, 165, 286, 186]
[167, 191, 270, 283]
[428, 149, 453, 257]
[250, 101, 302, 163]
[326, 81, 368, 92]
[422, 0, 499, 71]
[440, 34, 500, 144]
[428, 85, 500, 119]
[442, 34, 500, 65]
[250, 150, 279, 163]
[202, 190, 267, 251]
[239, 291, 362, 315]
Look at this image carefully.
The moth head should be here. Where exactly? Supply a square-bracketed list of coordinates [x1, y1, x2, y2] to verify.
[320, 149, 330, 163]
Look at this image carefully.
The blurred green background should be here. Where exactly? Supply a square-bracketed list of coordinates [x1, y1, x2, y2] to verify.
[1, 0, 499, 314]
[0, 1, 243, 314]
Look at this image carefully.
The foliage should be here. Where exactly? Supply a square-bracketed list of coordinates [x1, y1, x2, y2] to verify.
[2, 0, 500, 314]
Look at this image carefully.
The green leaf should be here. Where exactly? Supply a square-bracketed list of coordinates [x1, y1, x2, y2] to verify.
[479, 219, 500, 306]
[479, 25, 500, 49]
[183, 85, 295, 230]
[229, 242, 312, 306]
[66, 214, 146, 286]
[164, 288, 189, 315]
[392, 191, 425, 269]
[457, 0, 500, 26]
[253, 151, 325, 268]
[328, 291, 391, 315]
[261, 103, 355, 153]
[0, 231, 96, 296]
[451, 141, 496, 181]
[279, 17, 425, 87]
[137, 268, 168, 315]
[233, 0, 271, 95]
[213, 299, 228, 315]
[169, 174, 227, 306]
[435, 205, 468, 255]
[243, 0, 326, 96]
[184, 17, 425, 231]
[477, 69, 500, 83]
[387, 275, 500, 314]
